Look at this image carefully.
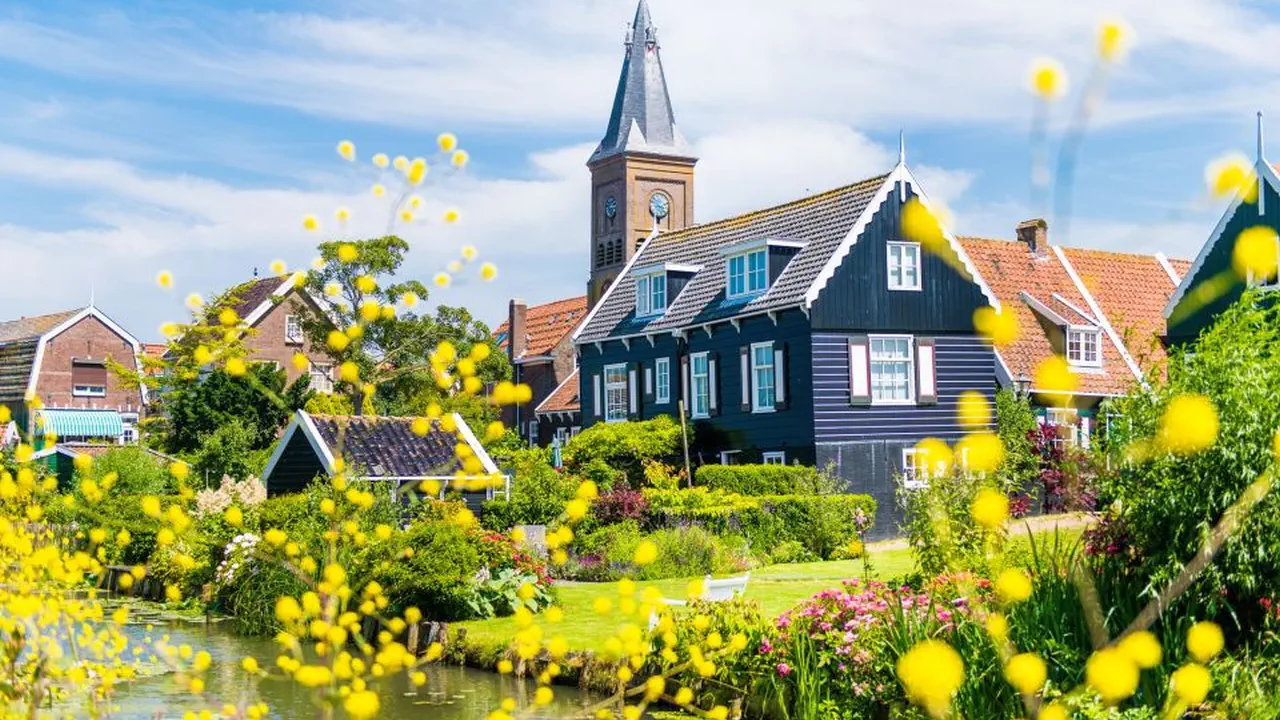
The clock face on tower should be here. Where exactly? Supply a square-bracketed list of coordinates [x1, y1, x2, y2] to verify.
[649, 192, 670, 221]
[604, 196, 617, 219]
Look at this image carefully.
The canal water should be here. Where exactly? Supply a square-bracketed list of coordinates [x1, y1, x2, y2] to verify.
[110, 611, 602, 719]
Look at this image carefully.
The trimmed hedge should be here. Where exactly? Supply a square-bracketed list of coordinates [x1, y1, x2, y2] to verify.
[694, 464, 821, 495]
[643, 488, 876, 560]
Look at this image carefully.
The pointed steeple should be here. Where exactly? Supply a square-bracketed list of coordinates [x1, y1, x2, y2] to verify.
[589, 0, 694, 164]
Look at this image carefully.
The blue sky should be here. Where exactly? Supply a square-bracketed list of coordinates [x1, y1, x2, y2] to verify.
[2, 0, 1278, 341]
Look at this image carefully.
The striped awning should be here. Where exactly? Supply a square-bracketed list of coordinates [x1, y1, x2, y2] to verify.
[36, 409, 124, 439]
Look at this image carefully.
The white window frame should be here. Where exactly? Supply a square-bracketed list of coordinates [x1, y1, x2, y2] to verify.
[635, 272, 669, 317]
[869, 335, 915, 405]
[750, 342, 776, 413]
[309, 361, 335, 394]
[1045, 407, 1089, 449]
[527, 420, 539, 445]
[762, 451, 786, 465]
[604, 363, 629, 423]
[655, 357, 671, 404]
[554, 427, 570, 445]
[901, 448, 929, 489]
[719, 450, 740, 465]
[72, 384, 106, 398]
[285, 314, 303, 344]
[690, 352, 710, 419]
[1065, 327, 1101, 368]
[726, 249, 768, 299]
[887, 241, 922, 291]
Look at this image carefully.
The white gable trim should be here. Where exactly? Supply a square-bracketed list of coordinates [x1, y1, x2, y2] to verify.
[534, 370, 580, 415]
[261, 409, 339, 485]
[572, 226, 661, 343]
[1050, 292, 1101, 326]
[994, 349, 1014, 388]
[1052, 245, 1148, 390]
[801, 163, 1001, 312]
[1020, 292, 1072, 327]
[1165, 161, 1280, 318]
[26, 306, 148, 406]
[241, 273, 307, 328]
[1153, 252, 1182, 286]
[452, 412, 499, 474]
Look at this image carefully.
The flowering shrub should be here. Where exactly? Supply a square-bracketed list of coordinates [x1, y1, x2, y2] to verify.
[593, 487, 649, 525]
[194, 475, 267, 518]
[215, 532, 261, 586]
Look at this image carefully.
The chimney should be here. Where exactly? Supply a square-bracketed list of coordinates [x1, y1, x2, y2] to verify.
[1016, 218, 1048, 255]
[508, 298, 528, 361]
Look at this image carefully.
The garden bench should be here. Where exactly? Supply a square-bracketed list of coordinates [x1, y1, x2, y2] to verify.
[648, 572, 750, 631]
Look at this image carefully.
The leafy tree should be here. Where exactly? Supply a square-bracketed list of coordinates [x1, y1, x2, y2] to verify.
[994, 388, 1039, 492]
[89, 446, 174, 495]
[295, 236, 510, 423]
[190, 420, 268, 484]
[563, 416, 687, 488]
[166, 363, 311, 454]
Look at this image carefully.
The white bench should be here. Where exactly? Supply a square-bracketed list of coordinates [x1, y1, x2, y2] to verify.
[648, 572, 750, 630]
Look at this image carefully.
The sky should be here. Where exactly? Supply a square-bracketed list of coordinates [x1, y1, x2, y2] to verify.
[2, 0, 1280, 341]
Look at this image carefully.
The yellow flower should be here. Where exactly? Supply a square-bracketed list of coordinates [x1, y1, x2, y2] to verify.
[914, 437, 952, 476]
[327, 330, 350, 351]
[1186, 621, 1224, 663]
[302, 215, 319, 232]
[294, 664, 333, 687]
[434, 272, 451, 288]
[533, 686, 553, 705]
[1205, 152, 1254, 200]
[1118, 630, 1162, 669]
[407, 158, 428, 185]
[956, 390, 991, 428]
[358, 301, 381, 323]
[566, 498, 588, 521]
[356, 275, 377, 293]
[225, 357, 246, 377]
[634, 540, 658, 566]
[1097, 18, 1132, 62]
[160, 321, 180, 339]
[337, 244, 359, 263]
[972, 306, 1019, 347]
[401, 210, 415, 223]
[674, 687, 694, 705]
[372, 183, 386, 198]
[1158, 394, 1219, 455]
[452, 150, 469, 168]
[901, 198, 945, 249]
[170, 461, 190, 482]
[443, 208, 460, 223]
[372, 153, 389, 169]
[995, 568, 1033, 604]
[970, 488, 1009, 530]
[339, 361, 360, 383]
[461, 245, 478, 260]
[401, 292, 419, 309]
[497, 659, 513, 674]
[270, 259, 287, 277]
[1170, 662, 1211, 705]
[986, 612, 1009, 642]
[335, 207, 351, 223]
[1232, 226, 1278, 281]
[410, 417, 430, 437]
[393, 155, 408, 171]
[156, 270, 174, 289]
[1004, 652, 1046, 695]
[480, 262, 498, 281]
[438, 132, 458, 152]
[1029, 58, 1068, 100]
[224, 506, 243, 528]
[1033, 355, 1078, 406]
[241, 656, 260, 674]
[142, 495, 162, 518]
[896, 640, 965, 718]
[336, 140, 355, 162]
[1085, 647, 1139, 704]
[185, 293, 204, 310]
[292, 352, 309, 372]
[1040, 704, 1068, 720]
[264, 529, 287, 547]
[957, 432, 1004, 474]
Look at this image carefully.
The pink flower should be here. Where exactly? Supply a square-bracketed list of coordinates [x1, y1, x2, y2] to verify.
[776, 663, 792, 677]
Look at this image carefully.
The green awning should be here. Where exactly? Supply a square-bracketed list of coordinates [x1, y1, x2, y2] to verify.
[36, 409, 124, 439]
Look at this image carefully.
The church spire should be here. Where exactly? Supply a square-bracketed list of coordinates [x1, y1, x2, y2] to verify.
[589, 0, 693, 164]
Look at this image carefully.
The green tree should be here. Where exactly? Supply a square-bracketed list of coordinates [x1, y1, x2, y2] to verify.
[563, 416, 687, 488]
[190, 420, 268, 484]
[995, 388, 1039, 492]
[166, 363, 311, 454]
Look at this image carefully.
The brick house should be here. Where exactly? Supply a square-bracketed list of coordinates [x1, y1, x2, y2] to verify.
[0, 305, 147, 444]
[492, 296, 586, 445]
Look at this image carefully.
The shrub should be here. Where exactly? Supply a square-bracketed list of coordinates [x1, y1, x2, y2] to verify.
[694, 464, 821, 495]
[593, 487, 649, 526]
[768, 540, 816, 565]
[481, 448, 576, 529]
[900, 470, 993, 576]
[563, 415, 686, 487]
[221, 555, 308, 636]
[372, 519, 483, 620]
[88, 447, 173, 496]
[190, 420, 268, 485]
[564, 522, 755, 581]
[995, 388, 1039, 493]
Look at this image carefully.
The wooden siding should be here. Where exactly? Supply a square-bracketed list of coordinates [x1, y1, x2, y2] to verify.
[266, 431, 327, 495]
[812, 333, 995, 442]
[1168, 180, 1280, 345]
[810, 183, 991, 333]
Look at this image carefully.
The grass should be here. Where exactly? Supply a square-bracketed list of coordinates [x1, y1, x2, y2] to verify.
[456, 545, 915, 653]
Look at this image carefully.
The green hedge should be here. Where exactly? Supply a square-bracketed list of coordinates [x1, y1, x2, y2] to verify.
[693, 464, 821, 495]
[643, 488, 875, 560]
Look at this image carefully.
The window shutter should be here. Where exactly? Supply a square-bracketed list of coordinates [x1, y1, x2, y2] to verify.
[848, 335, 871, 406]
[681, 356, 690, 411]
[916, 337, 937, 405]
[644, 364, 653, 399]
[628, 366, 639, 417]
[774, 343, 788, 410]
[708, 354, 719, 416]
[739, 347, 751, 412]
[593, 373, 602, 418]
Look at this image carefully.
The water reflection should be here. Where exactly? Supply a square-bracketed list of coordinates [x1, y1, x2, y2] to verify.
[111, 617, 601, 719]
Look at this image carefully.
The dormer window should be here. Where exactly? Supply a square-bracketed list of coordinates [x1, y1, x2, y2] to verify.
[887, 241, 922, 291]
[727, 249, 767, 299]
[635, 272, 667, 317]
[1066, 327, 1101, 367]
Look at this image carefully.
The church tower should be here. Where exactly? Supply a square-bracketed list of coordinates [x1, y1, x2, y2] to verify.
[587, 0, 697, 308]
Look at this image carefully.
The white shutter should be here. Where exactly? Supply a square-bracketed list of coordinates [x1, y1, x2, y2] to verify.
[644, 367, 653, 395]
[740, 348, 751, 410]
[774, 347, 786, 406]
[681, 357, 690, 409]
[849, 336, 871, 404]
[916, 339, 937, 405]
[708, 356, 718, 412]
[628, 368, 638, 414]
[593, 374, 602, 418]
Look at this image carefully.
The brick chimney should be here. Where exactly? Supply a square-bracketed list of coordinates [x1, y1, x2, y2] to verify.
[1016, 218, 1048, 255]
[508, 298, 528, 361]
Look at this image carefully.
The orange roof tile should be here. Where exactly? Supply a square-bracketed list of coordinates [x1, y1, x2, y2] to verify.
[1167, 258, 1193, 280]
[959, 238, 1141, 398]
[492, 296, 587, 360]
[535, 368, 580, 415]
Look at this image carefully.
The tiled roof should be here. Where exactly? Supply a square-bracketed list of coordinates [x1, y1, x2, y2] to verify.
[309, 414, 473, 478]
[57, 442, 177, 464]
[226, 277, 284, 322]
[1060, 247, 1186, 373]
[535, 368, 581, 415]
[1167, 258, 1192, 279]
[577, 174, 889, 343]
[960, 238, 1132, 396]
[0, 308, 83, 344]
[492, 296, 587, 359]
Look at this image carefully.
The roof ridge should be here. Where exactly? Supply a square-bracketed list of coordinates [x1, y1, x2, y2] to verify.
[309, 413, 446, 422]
[961, 236, 1186, 265]
[658, 173, 890, 242]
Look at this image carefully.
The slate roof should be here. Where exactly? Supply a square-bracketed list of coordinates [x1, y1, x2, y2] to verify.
[535, 368, 581, 416]
[226, 277, 286, 322]
[0, 308, 83, 402]
[577, 174, 890, 343]
[309, 414, 475, 478]
[492, 296, 587, 359]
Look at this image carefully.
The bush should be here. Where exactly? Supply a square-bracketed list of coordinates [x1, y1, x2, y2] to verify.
[767, 540, 816, 565]
[190, 420, 268, 484]
[563, 416, 687, 488]
[373, 519, 483, 620]
[482, 448, 576, 529]
[900, 470, 993, 577]
[89, 447, 173, 496]
[694, 464, 821, 495]
[564, 522, 756, 581]
[593, 487, 649, 526]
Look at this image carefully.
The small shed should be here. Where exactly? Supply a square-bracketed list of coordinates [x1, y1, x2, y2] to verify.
[260, 410, 507, 505]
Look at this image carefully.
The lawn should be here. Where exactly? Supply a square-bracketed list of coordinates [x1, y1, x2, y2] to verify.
[455, 545, 915, 653]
